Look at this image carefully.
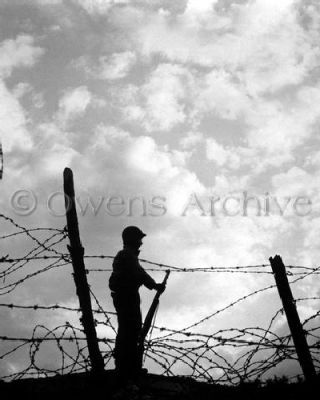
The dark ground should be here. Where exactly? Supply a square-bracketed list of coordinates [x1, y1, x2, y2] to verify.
[1, 370, 319, 400]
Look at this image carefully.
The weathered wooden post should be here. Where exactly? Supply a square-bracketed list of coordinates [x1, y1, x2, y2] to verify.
[269, 255, 316, 381]
[63, 167, 104, 373]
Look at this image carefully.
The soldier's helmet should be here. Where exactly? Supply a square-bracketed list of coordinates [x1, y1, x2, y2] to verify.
[122, 226, 146, 244]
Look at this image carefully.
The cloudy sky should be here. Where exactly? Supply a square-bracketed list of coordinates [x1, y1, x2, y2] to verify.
[1, 0, 320, 380]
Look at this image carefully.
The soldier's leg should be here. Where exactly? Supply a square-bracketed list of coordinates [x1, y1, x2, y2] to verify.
[113, 293, 141, 379]
[112, 293, 130, 377]
[133, 305, 143, 372]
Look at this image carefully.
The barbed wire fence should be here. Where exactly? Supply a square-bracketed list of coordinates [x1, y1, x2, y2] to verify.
[0, 212, 319, 385]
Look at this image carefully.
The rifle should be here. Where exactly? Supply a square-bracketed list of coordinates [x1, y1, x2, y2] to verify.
[138, 270, 170, 366]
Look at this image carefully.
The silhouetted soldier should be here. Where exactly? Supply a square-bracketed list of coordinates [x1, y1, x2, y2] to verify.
[109, 226, 165, 382]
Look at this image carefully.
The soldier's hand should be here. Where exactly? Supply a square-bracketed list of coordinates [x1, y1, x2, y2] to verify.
[155, 283, 166, 293]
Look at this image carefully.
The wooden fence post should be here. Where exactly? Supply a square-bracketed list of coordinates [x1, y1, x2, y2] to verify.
[63, 167, 104, 373]
[269, 255, 316, 381]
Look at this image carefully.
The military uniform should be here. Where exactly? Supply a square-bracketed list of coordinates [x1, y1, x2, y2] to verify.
[109, 246, 156, 379]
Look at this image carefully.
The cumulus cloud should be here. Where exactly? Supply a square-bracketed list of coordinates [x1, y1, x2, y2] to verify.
[33, 0, 63, 4]
[0, 82, 33, 152]
[244, 84, 320, 168]
[192, 69, 251, 122]
[58, 86, 92, 116]
[302, 216, 320, 264]
[72, 0, 130, 14]
[78, 124, 286, 266]
[179, 131, 203, 150]
[272, 167, 317, 196]
[55, 86, 105, 126]
[123, 63, 192, 131]
[0, 35, 44, 153]
[85, 124, 195, 190]
[98, 51, 136, 80]
[136, 0, 319, 94]
[206, 138, 240, 169]
[34, 122, 79, 177]
[271, 166, 320, 217]
[140, 64, 188, 131]
[184, 0, 218, 16]
[12, 82, 33, 99]
[0, 35, 44, 78]
[75, 51, 136, 80]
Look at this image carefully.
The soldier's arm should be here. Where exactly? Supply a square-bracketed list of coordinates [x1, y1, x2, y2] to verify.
[136, 261, 165, 291]
[137, 264, 157, 290]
